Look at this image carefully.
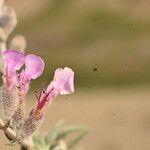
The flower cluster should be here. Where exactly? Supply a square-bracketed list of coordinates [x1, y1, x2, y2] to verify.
[1, 49, 74, 141]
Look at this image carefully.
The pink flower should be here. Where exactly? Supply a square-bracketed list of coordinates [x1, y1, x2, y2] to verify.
[23, 54, 45, 80]
[2, 50, 44, 96]
[33, 67, 74, 115]
[21, 67, 74, 139]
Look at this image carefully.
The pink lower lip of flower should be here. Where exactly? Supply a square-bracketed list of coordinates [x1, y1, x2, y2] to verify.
[18, 54, 45, 96]
[23, 54, 45, 80]
[52, 67, 74, 95]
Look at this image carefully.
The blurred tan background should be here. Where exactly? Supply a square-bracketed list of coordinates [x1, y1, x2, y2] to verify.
[1, 0, 150, 149]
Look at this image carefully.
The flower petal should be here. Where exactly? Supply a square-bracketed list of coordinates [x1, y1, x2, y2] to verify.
[53, 67, 74, 95]
[24, 54, 44, 79]
[2, 50, 25, 73]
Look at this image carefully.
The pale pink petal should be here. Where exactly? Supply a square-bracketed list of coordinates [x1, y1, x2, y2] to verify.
[24, 54, 45, 79]
[53, 67, 74, 95]
[47, 81, 55, 92]
[47, 81, 59, 100]
[2, 50, 25, 73]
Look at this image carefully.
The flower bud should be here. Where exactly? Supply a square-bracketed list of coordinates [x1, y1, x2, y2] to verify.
[9, 35, 26, 52]
[0, 27, 6, 43]
[0, 6, 17, 37]
[0, 0, 4, 11]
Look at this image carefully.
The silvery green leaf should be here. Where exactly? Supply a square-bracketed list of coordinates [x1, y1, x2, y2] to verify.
[45, 120, 64, 145]
[66, 127, 89, 149]
[60, 125, 89, 138]
[50, 140, 67, 150]
[9, 35, 26, 52]
[33, 134, 49, 150]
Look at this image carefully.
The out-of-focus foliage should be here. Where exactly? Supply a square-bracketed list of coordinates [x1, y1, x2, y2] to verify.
[33, 121, 89, 150]
[9, 0, 150, 88]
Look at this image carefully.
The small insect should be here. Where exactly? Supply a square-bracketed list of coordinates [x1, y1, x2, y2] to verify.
[93, 68, 98, 71]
